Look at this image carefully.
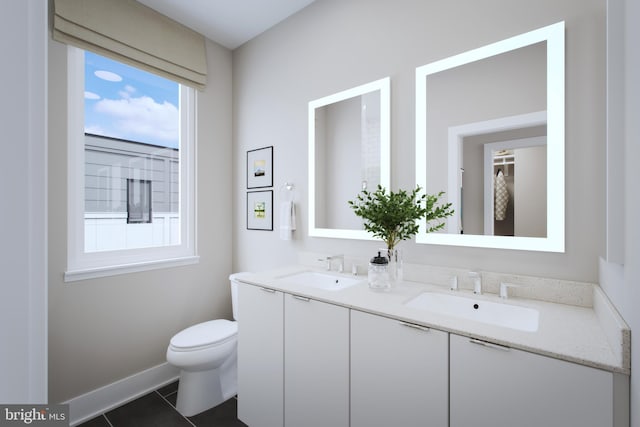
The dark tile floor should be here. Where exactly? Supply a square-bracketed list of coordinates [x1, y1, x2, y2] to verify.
[77, 381, 247, 427]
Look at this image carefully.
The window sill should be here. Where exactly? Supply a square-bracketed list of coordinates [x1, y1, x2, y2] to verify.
[64, 255, 200, 282]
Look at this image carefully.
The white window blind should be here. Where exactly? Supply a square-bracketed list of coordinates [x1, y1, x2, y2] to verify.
[53, 0, 207, 90]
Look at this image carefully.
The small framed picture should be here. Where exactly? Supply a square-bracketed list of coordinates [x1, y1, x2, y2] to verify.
[247, 190, 273, 231]
[247, 146, 273, 189]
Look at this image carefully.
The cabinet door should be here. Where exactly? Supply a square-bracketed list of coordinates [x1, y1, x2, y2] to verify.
[237, 284, 284, 427]
[350, 310, 449, 427]
[284, 295, 349, 427]
[450, 334, 613, 427]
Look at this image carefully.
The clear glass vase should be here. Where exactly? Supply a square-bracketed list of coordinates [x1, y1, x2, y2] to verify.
[380, 247, 403, 287]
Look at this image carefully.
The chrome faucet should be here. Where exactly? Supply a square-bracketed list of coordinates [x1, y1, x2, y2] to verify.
[449, 276, 459, 291]
[324, 254, 344, 273]
[499, 282, 521, 299]
[469, 271, 482, 295]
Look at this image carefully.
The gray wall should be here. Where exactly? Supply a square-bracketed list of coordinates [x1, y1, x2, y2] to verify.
[48, 38, 234, 402]
[233, 0, 606, 281]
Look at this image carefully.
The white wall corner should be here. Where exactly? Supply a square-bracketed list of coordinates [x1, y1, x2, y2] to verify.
[598, 257, 628, 325]
[606, 0, 626, 264]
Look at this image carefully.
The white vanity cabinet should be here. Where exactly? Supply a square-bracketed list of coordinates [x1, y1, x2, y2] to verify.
[237, 279, 628, 427]
[350, 310, 449, 427]
[449, 333, 615, 427]
[284, 294, 350, 427]
[237, 284, 284, 427]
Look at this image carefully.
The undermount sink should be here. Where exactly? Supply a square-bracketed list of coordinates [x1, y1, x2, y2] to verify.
[404, 292, 539, 332]
[276, 271, 363, 291]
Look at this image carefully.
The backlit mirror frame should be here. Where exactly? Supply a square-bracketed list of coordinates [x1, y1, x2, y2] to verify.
[415, 21, 564, 252]
[308, 77, 391, 240]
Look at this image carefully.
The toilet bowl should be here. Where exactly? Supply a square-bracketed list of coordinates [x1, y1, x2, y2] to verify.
[166, 272, 248, 417]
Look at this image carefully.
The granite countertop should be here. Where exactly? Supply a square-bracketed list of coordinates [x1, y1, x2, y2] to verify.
[239, 265, 630, 375]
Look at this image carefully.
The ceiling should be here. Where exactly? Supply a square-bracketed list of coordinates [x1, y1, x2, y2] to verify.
[137, 0, 317, 50]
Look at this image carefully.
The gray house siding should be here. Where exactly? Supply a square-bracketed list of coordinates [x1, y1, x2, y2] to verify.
[84, 134, 179, 214]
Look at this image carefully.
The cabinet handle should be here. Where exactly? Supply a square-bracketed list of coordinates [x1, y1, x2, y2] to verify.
[400, 322, 430, 332]
[259, 287, 276, 293]
[291, 295, 311, 302]
[469, 338, 510, 352]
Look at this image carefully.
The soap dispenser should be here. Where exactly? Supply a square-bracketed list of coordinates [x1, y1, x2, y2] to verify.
[368, 251, 390, 291]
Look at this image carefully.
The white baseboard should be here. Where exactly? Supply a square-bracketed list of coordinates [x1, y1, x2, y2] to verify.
[64, 362, 180, 426]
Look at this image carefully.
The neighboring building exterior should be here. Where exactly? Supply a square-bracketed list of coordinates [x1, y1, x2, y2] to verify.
[84, 133, 180, 251]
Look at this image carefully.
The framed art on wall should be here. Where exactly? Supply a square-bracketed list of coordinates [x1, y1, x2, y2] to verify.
[247, 190, 273, 231]
[247, 146, 274, 189]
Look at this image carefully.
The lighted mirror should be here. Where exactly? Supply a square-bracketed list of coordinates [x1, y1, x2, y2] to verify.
[415, 22, 564, 252]
[309, 77, 390, 240]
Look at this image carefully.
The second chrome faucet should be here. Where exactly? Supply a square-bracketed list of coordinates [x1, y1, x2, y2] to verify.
[323, 254, 344, 273]
[469, 271, 482, 295]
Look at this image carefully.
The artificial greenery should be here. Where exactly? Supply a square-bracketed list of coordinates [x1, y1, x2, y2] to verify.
[348, 185, 454, 250]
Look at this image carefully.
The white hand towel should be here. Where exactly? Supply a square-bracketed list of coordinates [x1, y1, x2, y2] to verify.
[279, 201, 296, 240]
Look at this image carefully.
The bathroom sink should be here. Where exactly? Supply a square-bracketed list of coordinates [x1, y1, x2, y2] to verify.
[404, 292, 539, 332]
[276, 271, 363, 291]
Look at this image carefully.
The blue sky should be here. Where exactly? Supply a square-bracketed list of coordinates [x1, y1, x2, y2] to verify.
[84, 52, 180, 149]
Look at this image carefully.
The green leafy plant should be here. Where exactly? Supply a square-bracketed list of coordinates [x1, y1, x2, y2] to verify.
[348, 185, 454, 250]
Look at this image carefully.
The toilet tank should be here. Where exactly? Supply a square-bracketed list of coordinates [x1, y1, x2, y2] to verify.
[229, 272, 251, 321]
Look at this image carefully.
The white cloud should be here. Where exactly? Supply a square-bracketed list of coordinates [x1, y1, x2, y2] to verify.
[95, 96, 178, 144]
[95, 70, 122, 82]
[118, 85, 137, 99]
[85, 91, 100, 100]
[84, 124, 106, 135]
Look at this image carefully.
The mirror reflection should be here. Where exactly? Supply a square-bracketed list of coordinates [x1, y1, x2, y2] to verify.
[309, 77, 390, 240]
[415, 22, 564, 252]
[459, 122, 547, 237]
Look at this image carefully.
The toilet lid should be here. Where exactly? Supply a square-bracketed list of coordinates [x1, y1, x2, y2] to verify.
[170, 319, 237, 350]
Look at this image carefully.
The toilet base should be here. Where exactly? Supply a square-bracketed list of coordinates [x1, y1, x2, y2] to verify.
[175, 368, 223, 416]
[174, 353, 238, 417]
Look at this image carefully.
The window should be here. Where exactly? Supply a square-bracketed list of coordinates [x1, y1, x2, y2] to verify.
[127, 179, 152, 224]
[65, 47, 198, 281]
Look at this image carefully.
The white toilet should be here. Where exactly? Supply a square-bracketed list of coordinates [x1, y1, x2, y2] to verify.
[166, 272, 248, 417]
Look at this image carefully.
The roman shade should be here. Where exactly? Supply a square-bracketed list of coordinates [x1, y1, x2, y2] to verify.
[53, 0, 207, 90]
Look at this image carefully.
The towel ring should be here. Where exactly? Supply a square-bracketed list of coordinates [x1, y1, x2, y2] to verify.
[280, 182, 295, 202]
